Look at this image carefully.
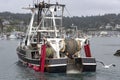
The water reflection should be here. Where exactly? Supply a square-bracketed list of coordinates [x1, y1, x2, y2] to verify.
[1, 37, 120, 80]
[16, 61, 96, 80]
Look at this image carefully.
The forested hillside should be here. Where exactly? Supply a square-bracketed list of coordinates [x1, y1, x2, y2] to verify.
[1, 12, 120, 31]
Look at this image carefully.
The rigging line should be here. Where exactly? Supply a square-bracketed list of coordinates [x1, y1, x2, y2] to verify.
[35, 7, 49, 32]
[65, 7, 74, 25]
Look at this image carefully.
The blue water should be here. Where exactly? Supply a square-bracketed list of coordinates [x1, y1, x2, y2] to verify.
[0, 37, 120, 80]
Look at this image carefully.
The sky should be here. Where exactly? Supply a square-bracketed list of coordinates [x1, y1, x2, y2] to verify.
[1, 0, 120, 17]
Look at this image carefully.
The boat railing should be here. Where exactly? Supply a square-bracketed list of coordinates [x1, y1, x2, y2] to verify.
[37, 30, 59, 33]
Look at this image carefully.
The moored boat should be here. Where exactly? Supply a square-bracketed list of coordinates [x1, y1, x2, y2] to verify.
[16, 0, 96, 73]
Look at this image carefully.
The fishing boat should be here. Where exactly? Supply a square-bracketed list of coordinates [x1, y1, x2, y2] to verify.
[16, 0, 96, 73]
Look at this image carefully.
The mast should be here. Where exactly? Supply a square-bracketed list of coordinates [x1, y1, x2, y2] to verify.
[34, 0, 65, 38]
[26, 9, 35, 45]
[37, 1, 44, 25]
[35, 1, 45, 42]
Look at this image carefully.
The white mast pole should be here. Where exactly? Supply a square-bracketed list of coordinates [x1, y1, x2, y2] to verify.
[52, 12, 57, 37]
[27, 9, 35, 45]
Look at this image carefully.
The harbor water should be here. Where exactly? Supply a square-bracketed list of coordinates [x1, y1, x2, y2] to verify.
[0, 37, 120, 80]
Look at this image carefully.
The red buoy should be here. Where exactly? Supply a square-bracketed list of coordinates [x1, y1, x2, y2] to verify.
[40, 44, 46, 72]
[28, 63, 33, 68]
[84, 40, 92, 57]
[33, 65, 40, 72]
